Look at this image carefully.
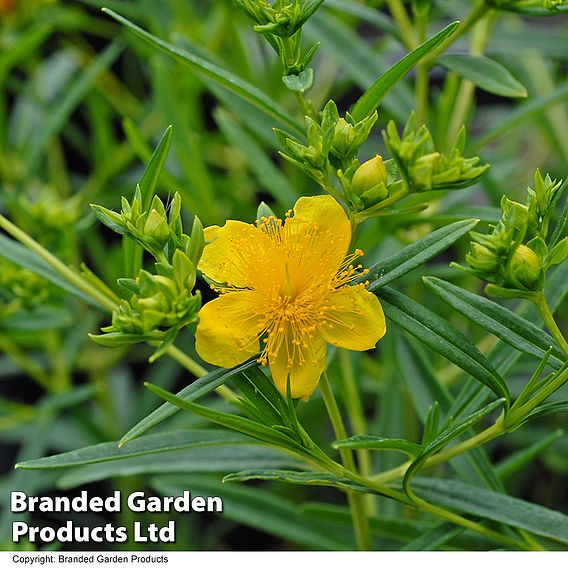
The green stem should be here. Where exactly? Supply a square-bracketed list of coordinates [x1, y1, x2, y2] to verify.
[447, 9, 496, 145]
[386, 0, 417, 50]
[336, 467, 532, 550]
[371, 421, 504, 485]
[414, 11, 429, 126]
[534, 292, 568, 355]
[319, 373, 372, 550]
[165, 345, 239, 404]
[339, 351, 375, 513]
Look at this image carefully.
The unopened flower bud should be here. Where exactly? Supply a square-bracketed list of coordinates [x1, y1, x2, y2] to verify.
[352, 155, 388, 195]
[144, 209, 171, 243]
[332, 118, 356, 159]
[509, 244, 541, 290]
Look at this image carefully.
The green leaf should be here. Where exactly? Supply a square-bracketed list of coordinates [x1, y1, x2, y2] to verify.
[402, 398, 505, 499]
[351, 21, 459, 121]
[423, 277, 564, 368]
[366, 219, 479, 291]
[57, 446, 304, 490]
[378, 287, 510, 402]
[119, 359, 259, 446]
[526, 401, 568, 422]
[333, 435, 421, 457]
[224, 469, 370, 494]
[438, 54, 527, 98]
[413, 477, 568, 545]
[16, 429, 253, 469]
[102, 9, 303, 136]
[138, 125, 173, 209]
[143, 382, 308, 456]
[152, 475, 352, 550]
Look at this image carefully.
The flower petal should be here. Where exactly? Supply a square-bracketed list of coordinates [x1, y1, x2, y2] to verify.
[195, 291, 261, 368]
[199, 220, 277, 289]
[321, 285, 386, 351]
[269, 328, 327, 399]
[284, 195, 352, 287]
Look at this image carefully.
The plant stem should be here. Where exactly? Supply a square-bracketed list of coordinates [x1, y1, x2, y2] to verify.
[319, 372, 372, 550]
[371, 421, 504, 485]
[386, 0, 417, 50]
[339, 351, 375, 512]
[165, 345, 238, 403]
[337, 466, 532, 550]
[414, 10, 429, 126]
[534, 292, 568, 355]
[447, 9, 496, 145]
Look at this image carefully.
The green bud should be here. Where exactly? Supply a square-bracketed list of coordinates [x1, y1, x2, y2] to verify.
[351, 155, 389, 207]
[466, 242, 500, 273]
[509, 244, 542, 290]
[352, 155, 388, 194]
[144, 209, 171, 243]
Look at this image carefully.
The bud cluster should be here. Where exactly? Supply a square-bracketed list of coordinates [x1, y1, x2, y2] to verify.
[457, 170, 567, 295]
[234, 0, 324, 91]
[276, 102, 488, 218]
[90, 190, 205, 356]
[276, 100, 390, 211]
[384, 113, 489, 193]
[0, 259, 51, 317]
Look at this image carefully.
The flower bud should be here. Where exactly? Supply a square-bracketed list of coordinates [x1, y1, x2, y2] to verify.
[144, 209, 171, 243]
[352, 155, 388, 195]
[466, 243, 499, 273]
[509, 244, 541, 290]
[331, 118, 356, 159]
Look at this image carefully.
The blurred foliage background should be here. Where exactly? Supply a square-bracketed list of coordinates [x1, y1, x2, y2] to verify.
[0, 0, 567, 551]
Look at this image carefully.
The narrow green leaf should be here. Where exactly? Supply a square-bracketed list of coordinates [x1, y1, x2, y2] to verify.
[224, 469, 370, 494]
[367, 219, 479, 291]
[351, 21, 459, 121]
[423, 277, 564, 368]
[119, 359, 259, 446]
[152, 475, 352, 550]
[102, 9, 303, 136]
[138, 125, 173, 209]
[333, 435, 421, 457]
[378, 287, 510, 402]
[16, 429, 253, 469]
[438, 54, 527, 98]
[143, 382, 308, 456]
[413, 477, 568, 545]
[402, 398, 505, 499]
[57, 446, 303, 490]
[526, 401, 568, 422]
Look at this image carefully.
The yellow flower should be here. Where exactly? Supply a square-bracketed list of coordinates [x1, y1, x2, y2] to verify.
[195, 195, 386, 399]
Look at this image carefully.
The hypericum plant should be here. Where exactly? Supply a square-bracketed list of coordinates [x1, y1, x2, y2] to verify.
[2, 0, 568, 555]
